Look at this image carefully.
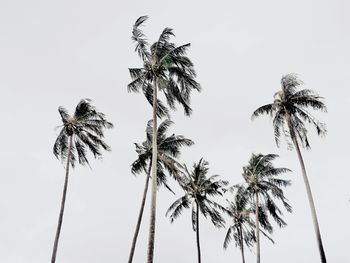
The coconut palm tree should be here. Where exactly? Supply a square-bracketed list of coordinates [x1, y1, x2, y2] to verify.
[223, 185, 256, 263]
[252, 73, 327, 262]
[128, 119, 193, 263]
[242, 153, 292, 263]
[128, 15, 200, 262]
[166, 158, 227, 263]
[224, 185, 276, 263]
[51, 99, 113, 263]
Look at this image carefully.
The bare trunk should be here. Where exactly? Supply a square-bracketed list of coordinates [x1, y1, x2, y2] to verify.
[128, 162, 152, 263]
[255, 192, 260, 263]
[196, 202, 201, 263]
[239, 226, 246, 263]
[287, 118, 327, 263]
[147, 78, 158, 263]
[51, 136, 73, 263]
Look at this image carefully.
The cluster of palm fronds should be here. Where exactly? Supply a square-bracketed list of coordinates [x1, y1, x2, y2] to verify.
[50, 16, 328, 263]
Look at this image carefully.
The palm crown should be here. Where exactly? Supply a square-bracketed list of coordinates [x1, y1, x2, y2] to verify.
[252, 73, 327, 149]
[167, 158, 228, 229]
[242, 153, 292, 229]
[53, 99, 113, 167]
[128, 16, 201, 117]
[131, 119, 194, 190]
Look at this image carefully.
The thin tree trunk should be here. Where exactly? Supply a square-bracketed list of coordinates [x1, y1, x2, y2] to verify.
[239, 226, 246, 263]
[147, 77, 158, 263]
[128, 162, 152, 263]
[287, 119, 327, 263]
[255, 192, 260, 263]
[196, 201, 201, 263]
[51, 135, 73, 263]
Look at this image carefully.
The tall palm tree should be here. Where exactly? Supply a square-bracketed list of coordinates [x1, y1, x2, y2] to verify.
[128, 119, 193, 263]
[166, 158, 227, 263]
[223, 185, 256, 263]
[252, 73, 327, 262]
[51, 99, 113, 263]
[242, 153, 292, 263]
[128, 15, 201, 262]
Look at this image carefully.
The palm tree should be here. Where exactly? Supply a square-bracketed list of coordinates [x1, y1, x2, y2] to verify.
[166, 158, 227, 263]
[252, 73, 327, 262]
[51, 99, 113, 263]
[242, 153, 292, 263]
[128, 15, 201, 262]
[223, 185, 256, 263]
[128, 119, 193, 263]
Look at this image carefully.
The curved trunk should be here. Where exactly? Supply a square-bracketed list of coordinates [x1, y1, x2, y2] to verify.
[255, 192, 260, 263]
[128, 162, 152, 263]
[287, 119, 327, 263]
[147, 78, 158, 263]
[51, 135, 73, 263]
[239, 225, 246, 263]
[196, 201, 201, 263]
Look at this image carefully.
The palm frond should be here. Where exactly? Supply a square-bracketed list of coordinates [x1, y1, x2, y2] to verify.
[291, 95, 327, 112]
[142, 83, 169, 118]
[293, 106, 327, 137]
[127, 68, 146, 93]
[251, 104, 274, 120]
[166, 195, 190, 222]
[58, 107, 70, 124]
[281, 73, 303, 94]
[223, 227, 233, 249]
[272, 109, 285, 147]
[132, 16, 150, 61]
[159, 43, 191, 65]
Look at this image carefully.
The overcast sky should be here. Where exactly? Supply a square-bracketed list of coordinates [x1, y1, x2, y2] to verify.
[0, 0, 349, 262]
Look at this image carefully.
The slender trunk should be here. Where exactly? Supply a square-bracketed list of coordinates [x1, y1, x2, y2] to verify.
[51, 135, 73, 263]
[287, 118, 327, 263]
[239, 226, 246, 263]
[128, 162, 152, 263]
[147, 77, 158, 263]
[196, 201, 201, 263]
[255, 192, 260, 263]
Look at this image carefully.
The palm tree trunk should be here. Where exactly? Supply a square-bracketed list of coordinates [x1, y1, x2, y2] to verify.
[255, 192, 260, 263]
[196, 201, 201, 263]
[288, 121, 327, 263]
[239, 226, 246, 263]
[147, 77, 158, 263]
[128, 162, 152, 263]
[51, 135, 73, 263]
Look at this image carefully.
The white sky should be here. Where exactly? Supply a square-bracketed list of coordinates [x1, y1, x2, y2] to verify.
[0, 0, 349, 262]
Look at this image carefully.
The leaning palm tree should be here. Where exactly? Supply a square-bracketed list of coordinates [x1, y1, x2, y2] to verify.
[252, 73, 327, 262]
[128, 15, 201, 262]
[51, 99, 113, 263]
[128, 119, 193, 263]
[242, 153, 292, 263]
[166, 158, 227, 263]
[223, 185, 257, 263]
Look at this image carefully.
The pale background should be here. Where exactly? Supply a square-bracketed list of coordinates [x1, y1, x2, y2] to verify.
[0, 0, 349, 262]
